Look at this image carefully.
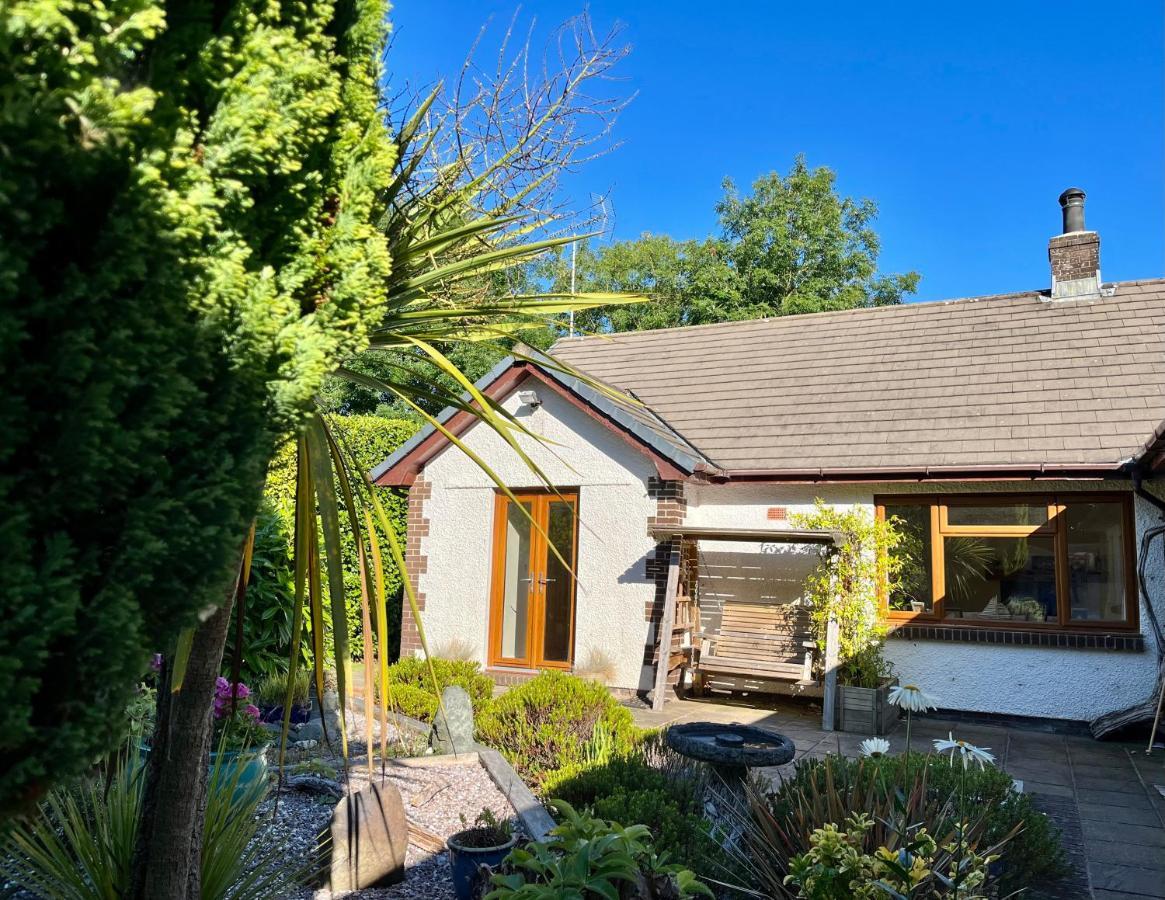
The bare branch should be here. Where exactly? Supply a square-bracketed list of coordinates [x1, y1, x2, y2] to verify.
[388, 8, 634, 247]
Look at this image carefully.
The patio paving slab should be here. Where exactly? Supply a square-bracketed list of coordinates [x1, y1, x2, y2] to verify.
[1078, 802, 1163, 828]
[1077, 775, 1148, 794]
[1025, 780, 1078, 798]
[1088, 862, 1165, 897]
[1081, 820, 1165, 848]
[1086, 838, 1165, 869]
[1077, 789, 1158, 808]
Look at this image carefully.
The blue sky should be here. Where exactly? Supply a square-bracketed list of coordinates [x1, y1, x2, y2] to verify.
[387, 1, 1164, 302]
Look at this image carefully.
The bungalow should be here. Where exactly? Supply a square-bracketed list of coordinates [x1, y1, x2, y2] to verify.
[373, 189, 1165, 729]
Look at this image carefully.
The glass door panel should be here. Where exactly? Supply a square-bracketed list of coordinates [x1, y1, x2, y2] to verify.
[539, 499, 577, 664]
[498, 500, 534, 661]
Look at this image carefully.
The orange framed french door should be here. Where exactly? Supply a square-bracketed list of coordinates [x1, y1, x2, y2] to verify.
[487, 491, 578, 669]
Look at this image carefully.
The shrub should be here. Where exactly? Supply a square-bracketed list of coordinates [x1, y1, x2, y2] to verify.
[786, 813, 998, 899]
[384, 657, 495, 723]
[476, 672, 638, 786]
[486, 800, 713, 899]
[742, 752, 1062, 897]
[1, 0, 392, 813]
[542, 733, 727, 879]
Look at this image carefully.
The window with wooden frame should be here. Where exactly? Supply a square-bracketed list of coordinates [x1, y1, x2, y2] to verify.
[876, 494, 1137, 630]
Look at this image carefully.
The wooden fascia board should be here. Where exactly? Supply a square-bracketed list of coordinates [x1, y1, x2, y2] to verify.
[373, 363, 690, 486]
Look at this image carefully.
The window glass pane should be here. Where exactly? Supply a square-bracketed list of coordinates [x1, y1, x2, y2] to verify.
[946, 504, 1049, 528]
[942, 535, 1056, 622]
[885, 505, 933, 612]
[1065, 502, 1127, 622]
[499, 501, 533, 659]
[541, 500, 576, 663]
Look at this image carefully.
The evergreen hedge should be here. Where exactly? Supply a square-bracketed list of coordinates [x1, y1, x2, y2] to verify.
[0, 0, 393, 813]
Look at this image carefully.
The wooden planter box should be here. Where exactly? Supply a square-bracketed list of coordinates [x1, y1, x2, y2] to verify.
[837, 679, 898, 735]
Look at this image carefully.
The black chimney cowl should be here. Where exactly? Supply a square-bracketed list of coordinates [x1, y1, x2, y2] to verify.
[1059, 187, 1086, 233]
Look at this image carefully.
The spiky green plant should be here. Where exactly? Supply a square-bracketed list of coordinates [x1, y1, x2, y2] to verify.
[261, 85, 645, 782]
[0, 752, 291, 899]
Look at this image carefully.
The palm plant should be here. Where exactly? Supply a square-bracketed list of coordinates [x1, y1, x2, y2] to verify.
[238, 53, 643, 781]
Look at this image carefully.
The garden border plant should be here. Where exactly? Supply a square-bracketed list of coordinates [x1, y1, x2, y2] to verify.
[476, 671, 638, 789]
[735, 747, 1065, 897]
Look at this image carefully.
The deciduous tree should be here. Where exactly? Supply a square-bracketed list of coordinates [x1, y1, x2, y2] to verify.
[547, 156, 920, 332]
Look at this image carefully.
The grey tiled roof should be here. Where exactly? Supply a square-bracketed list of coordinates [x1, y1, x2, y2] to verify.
[530, 353, 713, 472]
[550, 279, 1165, 472]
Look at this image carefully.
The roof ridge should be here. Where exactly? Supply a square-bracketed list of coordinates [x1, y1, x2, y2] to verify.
[551, 277, 1165, 349]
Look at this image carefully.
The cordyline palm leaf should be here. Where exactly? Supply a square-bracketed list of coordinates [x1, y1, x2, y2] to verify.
[267, 82, 645, 784]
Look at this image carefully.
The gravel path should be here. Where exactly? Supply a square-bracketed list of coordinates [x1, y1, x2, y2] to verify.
[265, 758, 520, 899]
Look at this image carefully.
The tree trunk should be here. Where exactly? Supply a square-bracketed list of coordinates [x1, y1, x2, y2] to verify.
[130, 590, 236, 899]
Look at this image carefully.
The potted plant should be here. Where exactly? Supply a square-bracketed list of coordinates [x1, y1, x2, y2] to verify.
[791, 501, 904, 736]
[837, 642, 899, 735]
[256, 668, 313, 725]
[447, 808, 517, 900]
[210, 677, 270, 792]
[1007, 597, 1045, 623]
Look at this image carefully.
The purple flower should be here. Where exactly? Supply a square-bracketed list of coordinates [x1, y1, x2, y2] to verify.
[243, 704, 260, 722]
[150, 653, 163, 672]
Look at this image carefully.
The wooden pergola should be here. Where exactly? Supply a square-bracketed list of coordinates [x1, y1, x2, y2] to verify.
[649, 525, 843, 730]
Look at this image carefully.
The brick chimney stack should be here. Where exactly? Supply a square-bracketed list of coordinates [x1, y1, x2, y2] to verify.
[1048, 187, 1100, 298]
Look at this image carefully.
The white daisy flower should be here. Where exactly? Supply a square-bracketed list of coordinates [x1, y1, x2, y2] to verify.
[888, 683, 939, 713]
[933, 732, 995, 769]
[860, 737, 891, 758]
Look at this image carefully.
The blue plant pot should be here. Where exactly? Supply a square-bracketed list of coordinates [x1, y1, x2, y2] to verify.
[260, 703, 311, 725]
[446, 830, 518, 900]
[209, 746, 269, 793]
[137, 744, 269, 800]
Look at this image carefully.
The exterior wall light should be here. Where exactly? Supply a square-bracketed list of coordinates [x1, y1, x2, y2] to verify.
[517, 389, 541, 408]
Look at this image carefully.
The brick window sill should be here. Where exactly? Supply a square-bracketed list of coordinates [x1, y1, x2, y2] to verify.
[887, 624, 1144, 652]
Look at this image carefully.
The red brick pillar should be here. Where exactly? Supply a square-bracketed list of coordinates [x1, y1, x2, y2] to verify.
[643, 477, 687, 685]
[398, 477, 430, 658]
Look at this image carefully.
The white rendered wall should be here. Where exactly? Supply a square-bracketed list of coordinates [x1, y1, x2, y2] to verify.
[417, 378, 659, 691]
[684, 479, 1165, 722]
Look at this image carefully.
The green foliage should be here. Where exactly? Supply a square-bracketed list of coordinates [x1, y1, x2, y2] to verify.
[290, 758, 339, 779]
[455, 807, 514, 848]
[542, 732, 727, 879]
[122, 684, 158, 750]
[477, 672, 639, 787]
[0, 752, 291, 898]
[786, 813, 996, 899]
[486, 800, 713, 899]
[0, 0, 394, 811]
[321, 321, 557, 419]
[543, 156, 919, 332]
[791, 501, 901, 687]
[264, 415, 416, 656]
[224, 504, 300, 684]
[255, 668, 310, 708]
[384, 657, 496, 722]
[749, 753, 1061, 897]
